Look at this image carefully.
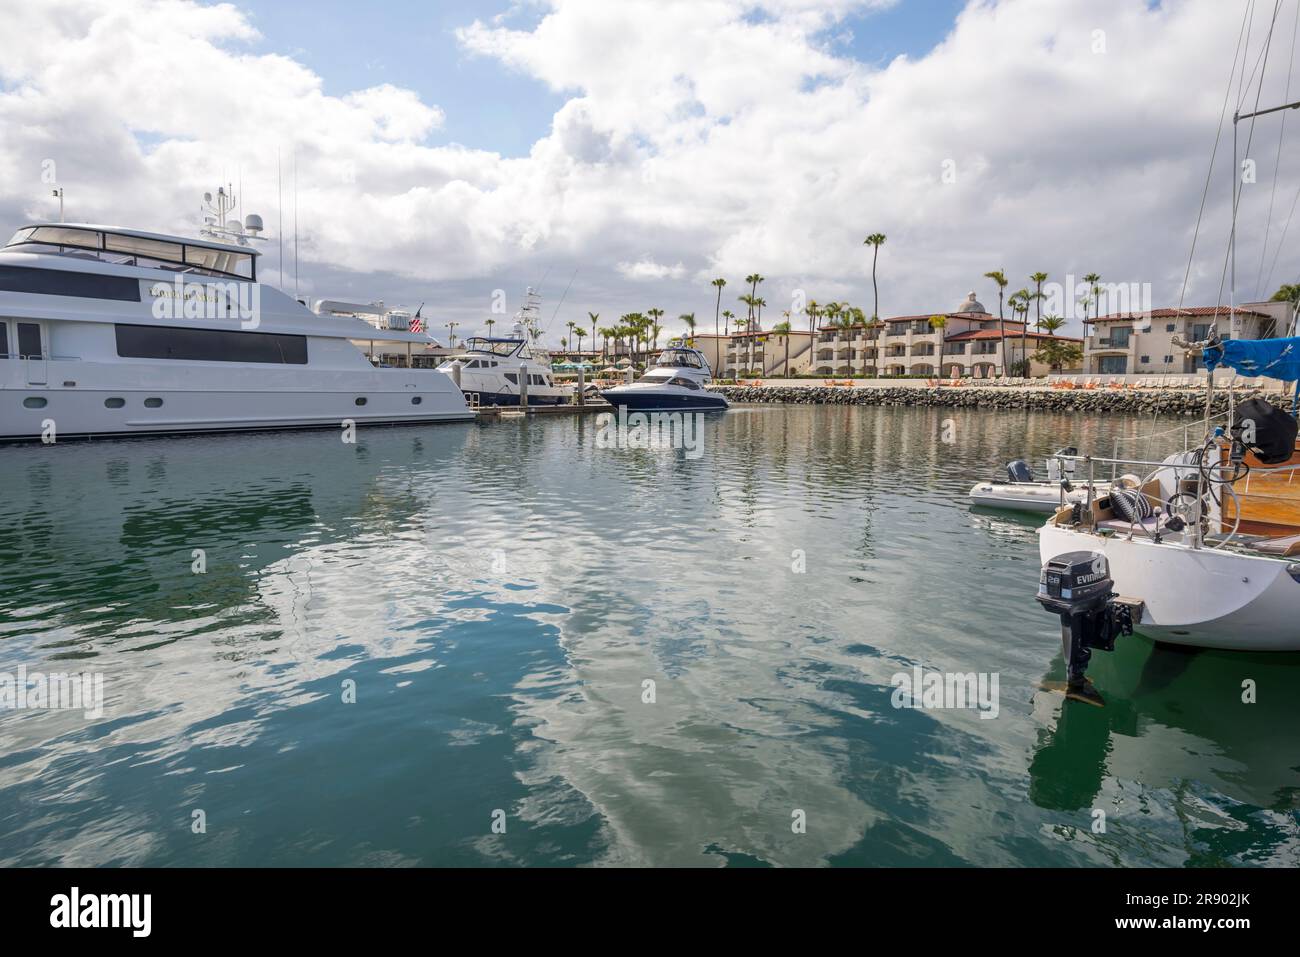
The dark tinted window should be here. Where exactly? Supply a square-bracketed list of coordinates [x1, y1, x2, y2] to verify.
[0, 265, 141, 302]
[115, 324, 308, 364]
[17, 323, 43, 358]
[0, 321, 7, 358]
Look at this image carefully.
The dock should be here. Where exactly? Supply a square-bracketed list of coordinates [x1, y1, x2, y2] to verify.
[475, 402, 611, 420]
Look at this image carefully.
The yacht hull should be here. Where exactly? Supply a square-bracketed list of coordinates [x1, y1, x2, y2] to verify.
[599, 388, 728, 412]
[1, 370, 474, 441]
[1038, 523, 1300, 650]
[463, 389, 569, 408]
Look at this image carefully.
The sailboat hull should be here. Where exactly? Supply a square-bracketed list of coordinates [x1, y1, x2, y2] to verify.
[1038, 523, 1300, 650]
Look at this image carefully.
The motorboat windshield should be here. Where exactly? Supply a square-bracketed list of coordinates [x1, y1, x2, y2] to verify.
[655, 348, 707, 371]
[463, 337, 524, 358]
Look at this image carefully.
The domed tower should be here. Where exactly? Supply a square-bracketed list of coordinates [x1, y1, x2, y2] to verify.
[955, 291, 987, 315]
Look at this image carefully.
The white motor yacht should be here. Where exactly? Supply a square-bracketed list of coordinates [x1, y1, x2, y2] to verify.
[0, 202, 473, 441]
[600, 345, 727, 412]
[435, 288, 572, 406]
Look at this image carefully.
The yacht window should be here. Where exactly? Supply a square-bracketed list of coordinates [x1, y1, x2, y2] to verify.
[104, 233, 184, 264]
[0, 265, 142, 302]
[504, 372, 518, 384]
[668, 377, 701, 389]
[114, 324, 308, 364]
[17, 323, 43, 358]
[641, 370, 673, 381]
[181, 245, 254, 280]
[19, 226, 103, 251]
[143, 397, 163, 408]
[104, 397, 125, 408]
[0, 321, 7, 358]
[6, 228, 254, 280]
[23, 397, 47, 409]
[463, 338, 521, 358]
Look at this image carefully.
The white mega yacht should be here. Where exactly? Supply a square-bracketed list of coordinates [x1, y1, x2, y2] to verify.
[0, 212, 473, 441]
[435, 288, 572, 406]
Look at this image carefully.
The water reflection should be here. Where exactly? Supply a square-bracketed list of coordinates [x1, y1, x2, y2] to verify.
[0, 406, 1296, 866]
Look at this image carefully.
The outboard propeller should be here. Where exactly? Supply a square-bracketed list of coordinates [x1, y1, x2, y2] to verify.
[1035, 551, 1136, 706]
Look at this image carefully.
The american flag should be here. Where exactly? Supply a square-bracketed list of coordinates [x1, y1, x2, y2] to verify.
[409, 303, 424, 334]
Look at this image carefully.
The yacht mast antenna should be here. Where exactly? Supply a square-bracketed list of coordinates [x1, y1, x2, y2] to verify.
[200, 183, 265, 249]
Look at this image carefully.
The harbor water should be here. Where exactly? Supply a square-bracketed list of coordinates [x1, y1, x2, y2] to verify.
[1, 404, 1297, 866]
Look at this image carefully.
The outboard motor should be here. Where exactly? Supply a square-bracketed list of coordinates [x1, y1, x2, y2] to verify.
[1035, 551, 1135, 704]
[1006, 459, 1034, 483]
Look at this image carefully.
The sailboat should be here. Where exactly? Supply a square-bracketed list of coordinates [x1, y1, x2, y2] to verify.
[1032, 16, 1300, 701]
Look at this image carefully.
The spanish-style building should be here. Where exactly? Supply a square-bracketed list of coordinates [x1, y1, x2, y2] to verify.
[812, 291, 1082, 377]
[1082, 302, 1290, 375]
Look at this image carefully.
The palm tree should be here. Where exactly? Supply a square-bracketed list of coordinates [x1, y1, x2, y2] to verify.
[680, 312, 696, 344]
[711, 278, 726, 337]
[1083, 272, 1101, 322]
[865, 316, 884, 377]
[737, 294, 755, 325]
[566, 320, 577, 351]
[864, 233, 886, 319]
[773, 318, 793, 378]
[807, 299, 820, 339]
[753, 297, 766, 328]
[722, 309, 734, 336]
[1030, 272, 1048, 332]
[573, 328, 585, 355]
[1009, 289, 1032, 374]
[984, 269, 1009, 375]
[928, 314, 947, 382]
[1039, 315, 1065, 336]
[645, 309, 664, 364]
[588, 312, 599, 353]
[1270, 283, 1300, 306]
[485, 317, 496, 337]
[744, 274, 764, 322]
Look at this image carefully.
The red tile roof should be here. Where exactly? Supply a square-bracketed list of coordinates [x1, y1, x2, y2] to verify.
[1086, 306, 1271, 324]
[945, 329, 1082, 342]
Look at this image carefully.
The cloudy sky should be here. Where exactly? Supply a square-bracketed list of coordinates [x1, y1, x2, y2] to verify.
[1, 0, 1297, 344]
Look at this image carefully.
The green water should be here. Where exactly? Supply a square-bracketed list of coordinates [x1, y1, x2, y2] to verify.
[1, 404, 1297, 866]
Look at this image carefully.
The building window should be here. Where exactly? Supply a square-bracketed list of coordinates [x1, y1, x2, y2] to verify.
[1110, 327, 1131, 348]
[1165, 323, 1176, 332]
[1140, 356, 1150, 364]
[1164, 355, 1174, 364]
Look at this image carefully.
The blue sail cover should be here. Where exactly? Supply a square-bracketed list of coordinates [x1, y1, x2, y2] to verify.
[1203, 337, 1300, 381]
